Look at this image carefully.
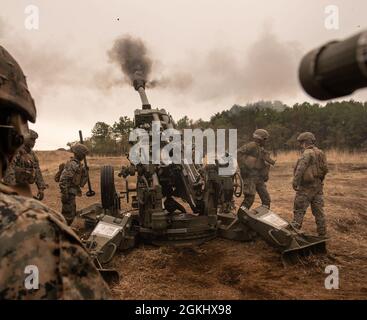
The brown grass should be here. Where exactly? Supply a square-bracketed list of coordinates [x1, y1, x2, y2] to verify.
[276, 149, 367, 164]
[36, 150, 367, 300]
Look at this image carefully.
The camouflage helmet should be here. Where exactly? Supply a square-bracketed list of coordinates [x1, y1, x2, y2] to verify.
[29, 129, 38, 140]
[0, 46, 36, 123]
[71, 143, 89, 157]
[297, 132, 316, 143]
[253, 129, 270, 141]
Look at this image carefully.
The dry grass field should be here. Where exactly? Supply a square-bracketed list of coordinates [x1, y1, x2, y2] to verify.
[36, 150, 367, 300]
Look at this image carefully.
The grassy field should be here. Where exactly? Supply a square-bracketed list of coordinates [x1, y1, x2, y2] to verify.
[36, 150, 367, 299]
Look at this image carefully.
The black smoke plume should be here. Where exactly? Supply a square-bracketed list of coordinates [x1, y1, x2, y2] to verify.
[108, 35, 153, 84]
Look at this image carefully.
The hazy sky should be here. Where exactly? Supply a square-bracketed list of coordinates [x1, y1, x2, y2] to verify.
[1, 0, 366, 149]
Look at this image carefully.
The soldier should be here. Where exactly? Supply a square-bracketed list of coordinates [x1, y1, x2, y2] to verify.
[59, 143, 89, 225]
[238, 129, 276, 209]
[0, 45, 110, 299]
[292, 132, 328, 237]
[3, 129, 47, 200]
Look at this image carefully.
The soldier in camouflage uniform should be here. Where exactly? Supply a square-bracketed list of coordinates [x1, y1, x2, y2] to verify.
[3, 129, 47, 200]
[59, 144, 89, 225]
[0, 45, 110, 299]
[238, 129, 276, 209]
[292, 132, 328, 237]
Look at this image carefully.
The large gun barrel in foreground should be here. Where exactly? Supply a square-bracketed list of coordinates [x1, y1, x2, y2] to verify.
[299, 30, 367, 100]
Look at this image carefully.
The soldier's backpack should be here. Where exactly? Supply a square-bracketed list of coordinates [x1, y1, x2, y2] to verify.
[54, 163, 65, 182]
[313, 148, 328, 178]
[303, 147, 328, 182]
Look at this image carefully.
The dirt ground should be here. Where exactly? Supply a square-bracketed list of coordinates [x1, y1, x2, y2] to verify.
[36, 150, 367, 300]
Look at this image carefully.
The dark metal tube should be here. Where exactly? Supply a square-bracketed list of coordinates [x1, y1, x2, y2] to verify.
[299, 31, 367, 100]
[137, 87, 151, 109]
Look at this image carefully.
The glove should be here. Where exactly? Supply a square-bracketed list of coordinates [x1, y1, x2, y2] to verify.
[36, 190, 44, 201]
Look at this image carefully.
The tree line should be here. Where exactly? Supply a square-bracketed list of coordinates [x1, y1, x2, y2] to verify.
[69, 100, 367, 155]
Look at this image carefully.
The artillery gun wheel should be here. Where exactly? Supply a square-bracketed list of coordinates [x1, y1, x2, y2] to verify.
[233, 171, 243, 198]
[100, 165, 119, 212]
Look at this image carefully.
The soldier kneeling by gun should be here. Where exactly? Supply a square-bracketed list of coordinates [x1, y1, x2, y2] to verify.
[56, 143, 89, 225]
[238, 129, 276, 209]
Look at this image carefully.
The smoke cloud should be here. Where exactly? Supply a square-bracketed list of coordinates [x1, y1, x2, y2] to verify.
[1, 15, 302, 107]
[108, 35, 153, 83]
[105, 28, 302, 101]
[187, 27, 303, 102]
[147, 72, 193, 90]
[106, 35, 193, 91]
[243, 28, 302, 99]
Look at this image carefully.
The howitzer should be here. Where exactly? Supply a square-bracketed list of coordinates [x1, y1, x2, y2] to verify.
[80, 70, 327, 278]
[79, 130, 96, 197]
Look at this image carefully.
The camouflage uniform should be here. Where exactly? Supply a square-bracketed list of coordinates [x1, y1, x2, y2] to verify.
[0, 184, 110, 299]
[238, 132, 275, 209]
[292, 132, 328, 236]
[59, 145, 88, 225]
[3, 146, 46, 190]
[0, 45, 110, 300]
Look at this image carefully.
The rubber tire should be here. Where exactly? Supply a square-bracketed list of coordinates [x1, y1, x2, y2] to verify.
[100, 165, 118, 210]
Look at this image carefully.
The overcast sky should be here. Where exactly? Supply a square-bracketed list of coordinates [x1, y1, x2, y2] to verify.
[1, 0, 366, 149]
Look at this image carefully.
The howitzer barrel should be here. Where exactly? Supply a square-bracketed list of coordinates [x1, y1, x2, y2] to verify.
[299, 31, 367, 100]
[133, 71, 151, 110]
[137, 86, 151, 109]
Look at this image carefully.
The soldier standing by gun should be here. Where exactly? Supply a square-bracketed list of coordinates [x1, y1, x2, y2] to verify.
[238, 129, 276, 209]
[292, 132, 328, 237]
[58, 143, 89, 225]
[3, 129, 47, 200]
[0, 45, 110, 299]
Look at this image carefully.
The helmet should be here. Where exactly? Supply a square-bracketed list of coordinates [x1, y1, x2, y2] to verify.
[71, 143, 89, 157]
[29, 129, 38, 140]
[0, 46, 36, 123]
[253, 129, 269, 141]
[297, 132, 316, 143]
